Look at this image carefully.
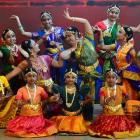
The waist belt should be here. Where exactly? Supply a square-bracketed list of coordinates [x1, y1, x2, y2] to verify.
[79, 60, 99, 73]
[105, 104, 122, 112]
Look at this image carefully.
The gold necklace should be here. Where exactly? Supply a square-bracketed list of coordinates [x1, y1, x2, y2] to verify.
[26, 84, 36, 105]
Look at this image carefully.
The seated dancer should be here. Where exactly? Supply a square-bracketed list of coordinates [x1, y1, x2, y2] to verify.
[60, 8, 102, 121]
[88, 69, 140, 139]
[0, 28, 28, 93]
[126, 100, 140, 125]
[97, 25, 140, 100]
[0, 76, 18, 128]
[6, 67, 58, 137]
[51, 68, 89, 134]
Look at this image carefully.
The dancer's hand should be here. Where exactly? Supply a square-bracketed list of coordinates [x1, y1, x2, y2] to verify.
[92, 25, 102, 32]
[64, 8, 72, 21]
[10, 15, 20, 21]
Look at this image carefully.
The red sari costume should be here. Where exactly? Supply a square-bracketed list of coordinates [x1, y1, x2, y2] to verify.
[6, 86, 57, 137]
[88, 85, 140, 138]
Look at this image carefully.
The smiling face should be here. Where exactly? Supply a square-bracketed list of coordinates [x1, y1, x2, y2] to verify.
[63, 32, 77, 47]
[4, 30, 16, 46]
[25, 72, 37, 85]
[41, 14, 53, 29]
[106, 72, 117, 87]
[107, 7, 120, 22]
[64, 72, 77, 85]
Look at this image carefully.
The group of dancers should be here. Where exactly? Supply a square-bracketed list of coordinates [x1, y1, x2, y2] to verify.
[0, 4, 140, 138]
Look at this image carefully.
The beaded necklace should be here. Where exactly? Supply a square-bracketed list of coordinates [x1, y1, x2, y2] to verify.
[26, 84, 37, 104]
[65, 86, 76, 108]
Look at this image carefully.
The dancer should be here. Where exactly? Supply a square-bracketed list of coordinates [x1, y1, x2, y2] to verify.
[94, 4, 121, 73]
[60, 8, 102, 121]
[0, 76, 18, 128]
[10, 12, 64, 56]
[88, 69, 140, 138]
[6, 39, 63, 87]
[51, 68, 89, 134]
[10, 12, 65, 84]
[0, 28, 28, 93]
[97, 25, 140, 99]
[6, 67, 58, 137]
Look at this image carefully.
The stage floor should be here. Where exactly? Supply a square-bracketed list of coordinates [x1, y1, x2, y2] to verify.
[0, 104, 139, 140]
[0, 129, 140, 140]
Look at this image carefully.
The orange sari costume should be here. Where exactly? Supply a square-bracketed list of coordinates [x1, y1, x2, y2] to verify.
[51, 85, 87, 134]
[116, 42, 140, 99]
[88, 85, 140, 138]
[6, 86, 57, 137]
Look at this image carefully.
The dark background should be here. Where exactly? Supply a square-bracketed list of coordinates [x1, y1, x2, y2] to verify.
[0, 0, 140, 51]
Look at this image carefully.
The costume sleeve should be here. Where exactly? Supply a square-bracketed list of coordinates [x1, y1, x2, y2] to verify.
[16, 88, 23, 100]
[84, 32, 95, 47]
[2, 76, 10, 88]
[40, 87, 48, 100]
[100, 87, 105, 97]
[31, 29, 44, 39]
[121, 85, 127, 96]
[52, 84, 61, 94]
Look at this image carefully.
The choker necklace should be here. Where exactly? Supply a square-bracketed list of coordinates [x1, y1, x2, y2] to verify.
[65, 86, 76, 108]
[26, 84, 37, 104]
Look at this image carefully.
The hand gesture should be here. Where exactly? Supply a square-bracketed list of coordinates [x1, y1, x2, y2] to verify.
[64, 8, 72, 20]
[10, 15, 20, 21]
[49, 94, 60, 102]
[92, 25, 102, 32]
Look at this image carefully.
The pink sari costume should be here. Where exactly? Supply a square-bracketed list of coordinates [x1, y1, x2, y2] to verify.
[6, 86, 57, 137]
[32, 55, 53, 86]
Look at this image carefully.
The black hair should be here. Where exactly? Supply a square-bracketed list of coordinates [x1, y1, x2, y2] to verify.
[62, 26, 80, 40]
[123, 26, 133, 42]
[108, 4, 120, 10]
[2, 28, 13, 40]
[105, 68, 118, 78]
[21, 39, 33, 55]
[24, 67, 37, 76]
[40, 11, 52, 19]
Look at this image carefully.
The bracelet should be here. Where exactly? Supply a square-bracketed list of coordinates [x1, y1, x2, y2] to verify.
[18, 25, 23, 29]
[18, 26, 24, 32]
[99, 40, 104, 44]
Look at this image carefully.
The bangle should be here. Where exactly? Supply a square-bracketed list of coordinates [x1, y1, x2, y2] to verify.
[18, 25, 23, 29]
[99, 40, 104, 44]
[18, 26, 24, 32]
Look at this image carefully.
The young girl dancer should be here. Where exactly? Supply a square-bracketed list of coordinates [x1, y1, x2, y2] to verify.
[6, 67, 57, 137]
